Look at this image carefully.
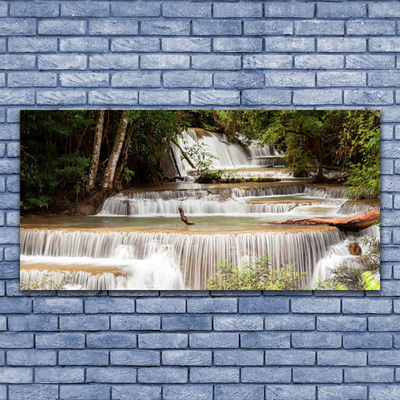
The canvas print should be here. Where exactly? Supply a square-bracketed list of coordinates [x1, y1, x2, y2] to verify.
[20, 110, 380, 290]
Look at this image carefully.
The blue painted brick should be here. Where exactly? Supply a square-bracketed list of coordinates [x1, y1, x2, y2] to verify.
[60, 38, 109, 53]
[380, 125, 394, 141]
[163, 71, 211, 88]
[318, 350, 366, 366]
[370, 72, 400, 87]
[369, 350, 400, 366]
[141, 20, 189, 36]
[214, 38, 262, 53]
[60, 73, 109, 88]
[317, 3, 366, 19]
[6, 144, 19, 159]
[346, 55, 395, 70]
[292, 333, 341, 349]
[265, 315, 315, 330]
[86, 367, 136, 383]
[61, 2, 110, 17]
[317, 316, 366, 331]
[138, 367, 187, 383]
[37, 90, 86, 105]
[242, 89, 291, 106]
[162, 350, 211, 366]
[189, 333, 239, 348]
[163, 2, 211, 18]
[87, 332, 136, 348]
[0, 55, 35, 70]
[293, 367, 342, 383]
[243, 55, 292, 70]
[187, 298, 237, 313]
[111, 38, 160, 52]
[244, 21, 293, 36]
[34, 298, 82, 314]
[190, 367, 239, 383]
[162, 315, 211, 331]
[369, 316, 400, 331]
[111, 315, 160, 330]
[162, 38, 211, 53]
[241, 332, 290, 348]
[192, 55, 241, 70]
[0, 74, 4, 87]
[292, 298, 341, 313]
[343, 299, 392, 314]
[90, 54, 138, 70]
[214, 3, 262, 18]
[370, 38, 400, 53]
[345, 368, 394, 383]
[0, 367, 33, 383]
[141, 54, 189, 70]
[265, 385, 316, 400]
[265, 37, 314, 52]
[139, 333, 187, 349]
[0, 19, 36, 36]
[318, 385, 368, 400]
[214, 385, 264, 400]
[0, 297, 31, 313]
[39, 19, 86, 35]
[317, 38, 367, 53]
[370, 386, 400, 400]
[191, 90, 240, 106]
[59, 350, 109, 366]
[0, 333, 33, 348]
[242, 367, 291, 383]
[215, 72, 264, 89]
[214, 350, 263, 366]
[296, 55, 344, 69]
[85, 298, 135, 313]
[8, 385, 59, 400]
[347, 20, 395, 36]
[369, 3, 400, 18]
[4, 246, 19, 261]
[265, 350, 315, 365]
[35, 367, 84, 383]
[214, 315, 263, 331]
[294, 89, 342, 105]
[344, 90, 393, 106]
[295, 20, 344, 36]
[9, 37, 57, 53]
[112, 385, 161, 400]
[89, 90, 138, 105]
[38, 54, 87, 70]
[60, 315, 109, 331]
[7, 349, 56, 366]
[318, 72, 366, 87]
[343, 333, 392, 349]
[60, 385, 111, 400]
[163, 385, 212, 400]
[89, 19, 138, 35]
[266, 72, 314, 88]
[0, 316, 4, 330]
[111, 2, 160, 17]
[10, 2, 59, 17]
[193, 20, 241, 36]
[8, 315, 57, 331]
[110, 350, 160, 366]
[265, 2, 314, 18]
[0, 3, 6, 17]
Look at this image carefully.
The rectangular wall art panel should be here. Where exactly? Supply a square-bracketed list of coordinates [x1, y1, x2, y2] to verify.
[20, 110, 380, 291]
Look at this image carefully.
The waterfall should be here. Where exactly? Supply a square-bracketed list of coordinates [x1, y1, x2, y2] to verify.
[338, 201, 378, 215]
[303, 186, 349, 199]
[172, 129, 285, 176]
[21, 228, 343, 289]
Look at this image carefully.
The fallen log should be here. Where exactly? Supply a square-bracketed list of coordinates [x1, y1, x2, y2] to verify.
[178, 205, 195, 225]
[272, 209, 380, 232]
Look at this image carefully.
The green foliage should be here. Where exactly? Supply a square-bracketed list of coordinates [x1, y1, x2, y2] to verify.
[311, 234, 380, 291]
[196, 169, 224, 184]
[206, 256, 306, 290]
[122, 167, 135, 183]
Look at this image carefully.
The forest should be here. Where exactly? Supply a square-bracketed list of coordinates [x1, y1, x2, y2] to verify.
[21, 110, 380, 214]
[20, 110, 380, 291]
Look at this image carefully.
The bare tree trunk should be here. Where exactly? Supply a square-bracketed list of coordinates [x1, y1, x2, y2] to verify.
[88, 110, 105, 190]
[114, 123, 134, 187]
[178, 205, 195, 225]
[102, 110, 130, 192]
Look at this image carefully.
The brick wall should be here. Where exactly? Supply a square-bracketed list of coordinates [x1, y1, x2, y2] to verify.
[0, 1, 399, 399]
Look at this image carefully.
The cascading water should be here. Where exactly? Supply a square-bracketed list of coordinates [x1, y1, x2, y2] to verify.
[21, 227, 342, 290]
[172, 129, 286, 177]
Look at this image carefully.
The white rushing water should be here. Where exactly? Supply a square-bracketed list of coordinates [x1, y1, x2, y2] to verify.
[173, 129, 286, 177]
[21, 228, 343, 290]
